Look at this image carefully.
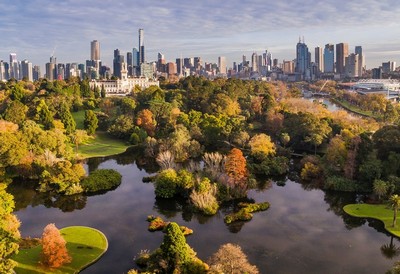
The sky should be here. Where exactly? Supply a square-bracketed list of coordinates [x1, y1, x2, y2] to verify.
[1, 0, 400, 71]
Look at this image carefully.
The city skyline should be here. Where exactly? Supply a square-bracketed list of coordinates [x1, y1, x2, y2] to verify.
[1, 0, 400, 69]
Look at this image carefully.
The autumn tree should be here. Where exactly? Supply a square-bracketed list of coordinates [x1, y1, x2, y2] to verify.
[224, 148, 247, 185]
[249, 133, 276, 158]
[0, 183, 20, 273]
[40, 223, 71, 268]
[136, 109, 156, 136]
[208, 243, 259, 274]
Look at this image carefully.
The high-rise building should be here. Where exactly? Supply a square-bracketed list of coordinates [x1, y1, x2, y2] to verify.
[132, 48, 139, 76]
[21, 59, 33, 81]
[218, 56, 226, 75]
[113, 49, 124, 79]
[345, 53, 359, 78]
[295, 38, 311, 80]
[127, 52, 133, 76]
[138, 29, 145, 65]
[315, 46, 324, 73]
[9, 53, 19, 80]
[166, 62, 177, 75]
[45, 55, 57, 80]
[251, 52, 258, 72]
[176, 58, 183, 75]
[324, 44, 334, 73]
[283, 60, 295, 74]
[91, 40, 100, 61]
[157, 52, 166, 73]
[336, 43, 349, 75]
[33, 65, 41, 81]
[355, 46, 365, 77]
[0, 61, 7, 81]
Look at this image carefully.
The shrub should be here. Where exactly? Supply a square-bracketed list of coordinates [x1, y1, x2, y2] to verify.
[324, 176, 358, 192]
[224, 202, 270, 224]
[300, 162, 323, 181]
[80, 169, 122, 193]
[190, 182, 219, 215]
[154, 169, 178, 198]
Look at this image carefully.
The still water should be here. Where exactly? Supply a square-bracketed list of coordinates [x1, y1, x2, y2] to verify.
[10, 153, 398, 274]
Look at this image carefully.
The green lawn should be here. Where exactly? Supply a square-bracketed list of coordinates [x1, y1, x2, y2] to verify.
[13, 226, 108, 274]
[331, 98, 379, 119]
[343, 203, 400, 237]
[71, 110, 87, 130]
[77, 131, 130, 158]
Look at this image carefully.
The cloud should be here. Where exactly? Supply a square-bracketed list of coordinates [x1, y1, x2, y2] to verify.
[0, 0, 399, 69]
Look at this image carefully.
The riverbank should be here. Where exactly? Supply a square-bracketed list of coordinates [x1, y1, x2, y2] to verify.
[343, 204, 400, 237]
[13, 226, 108, 274]
[77, 131, 131, 158]
[330, 97, 379, 119]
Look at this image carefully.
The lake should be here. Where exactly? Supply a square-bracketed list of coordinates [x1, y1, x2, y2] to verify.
[10, 153, 399, 274]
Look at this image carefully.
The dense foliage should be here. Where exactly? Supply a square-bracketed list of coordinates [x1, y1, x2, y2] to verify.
[80, 169, 122, 193]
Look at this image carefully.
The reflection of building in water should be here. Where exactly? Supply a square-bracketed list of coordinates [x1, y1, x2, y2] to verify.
[89, 65, 159, 96]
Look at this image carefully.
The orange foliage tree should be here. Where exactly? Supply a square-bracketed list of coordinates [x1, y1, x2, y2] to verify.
[40, 223, 71, 268]
[136, 109, 156, 136]
[224, 148, 248, 185]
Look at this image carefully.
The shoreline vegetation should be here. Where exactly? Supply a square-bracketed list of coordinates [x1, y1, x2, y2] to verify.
[13, 226, 108, 274]
[343, 204, 400, 237]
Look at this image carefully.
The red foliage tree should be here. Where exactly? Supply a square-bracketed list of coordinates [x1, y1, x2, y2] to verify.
[40, 223, 71, 268]
[224, 148, 248, 185]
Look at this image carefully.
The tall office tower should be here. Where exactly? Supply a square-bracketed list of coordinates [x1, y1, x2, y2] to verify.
[33, 65, 41, 81]
[355, 46, 365, 77]
[183, 58, 192, 69]
[127, 52, 133, 76]
[336, 43, 349, 75]
[283, 60, 295, 73]
[113, 49, 124, 79]
[193, 57, 201, 70]
[324, 44, 335, 73]
[242, 55, 247, 67]
[132, 48, 139, 76]
[45, 55, 57, 80]
[345, 53, 359, 77]
[0, 61, 6, 81]
[21, 60, 33, 81]
[138, 28, 145, 65]
[315, 46, 324, 73]
[251, 52, 258, 72]
[218, 56, 226, 75]
[176, 58, 183, 75]
[91, 40, 100, 61]
[295, 38, 311, 79]
[157, 52, 166, 73]
[262, 50, 272, 71]
[166, 62, 177, 75]
[273, 58, 278, 68]
[9, 53, 20, 80]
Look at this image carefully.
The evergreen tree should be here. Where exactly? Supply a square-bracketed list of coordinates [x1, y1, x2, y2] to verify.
[84, 110, 98, 135]
[59, 102, 76, 135]
[100, 84, 106, 98]
[35, 99, 54, 130]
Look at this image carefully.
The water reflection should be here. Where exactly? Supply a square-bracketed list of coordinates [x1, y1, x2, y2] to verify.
[10, 151, 400, 273]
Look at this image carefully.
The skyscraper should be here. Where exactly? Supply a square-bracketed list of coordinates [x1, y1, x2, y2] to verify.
[336, 43, 349, 75]
[315, 46, 324, 73]
[0, 61, 6, 81]
[251, 52, 258, 72]
[138, 29, 145, 65]
[21, 59, 33, 81]
[218, 56, 226, 75]
[127, 52, 133, 76]
[9, 53, 19, 80]
[295, 38, 311, 80]
[113, 49, 124, 79]
[355, 46, 365, 77]
[132, 48, 139, 76]
[91, 40, 100, 61]
[324, 44, 334, 73]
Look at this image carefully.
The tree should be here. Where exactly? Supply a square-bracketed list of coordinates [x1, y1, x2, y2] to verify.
[224, 148, 247, 184]
[40, 223, 71, 268]
[391, 194, 400, 227]
[160, 222, 192, 272]
[71, 129, 90, 154]
[59, 102, 76, 135]
[35, 99, 54, 129]
[0, 183, 20, 273]
[248, 133, 276, 158]
[373, 179, 389, 201]
[208, 243, 259, 274]
[4, 100, 28, 126]
[136, 109, 156, 136]
[101, 84, 106, 98]
[84, 110, 98, 135]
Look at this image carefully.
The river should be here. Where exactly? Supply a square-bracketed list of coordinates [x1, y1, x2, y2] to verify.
[10, 154, 398, 274]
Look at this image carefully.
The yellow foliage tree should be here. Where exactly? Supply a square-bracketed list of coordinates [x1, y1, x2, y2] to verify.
[249, 133, 276, 157]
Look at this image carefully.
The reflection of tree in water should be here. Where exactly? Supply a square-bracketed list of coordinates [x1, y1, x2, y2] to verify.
[220, 197, 256, 233]
[323, 190, 366, 229]
[52, 194, 87, 212]
[86, 157, 103, 173]
[381, 236, 400, 259]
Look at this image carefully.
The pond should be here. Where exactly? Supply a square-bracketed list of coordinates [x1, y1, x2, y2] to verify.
[10, 152, 399, 274]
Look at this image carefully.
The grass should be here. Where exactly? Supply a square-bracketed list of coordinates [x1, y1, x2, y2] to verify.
[343, 203, 400, 237]
[71, 110, 87, 130]
[13, 226, 108, 274]
[77, 131, 130, 158]
[331, 98, 379, 119]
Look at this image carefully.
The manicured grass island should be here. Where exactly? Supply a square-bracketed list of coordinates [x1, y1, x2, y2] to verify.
[77, 131, 130, 158]
[13, 226, 108, 274]
[343, 204, 400, 237]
